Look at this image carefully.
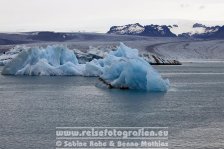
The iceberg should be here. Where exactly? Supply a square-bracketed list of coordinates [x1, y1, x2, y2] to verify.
[84, 43, 169, 91]
[2, 43, 169, 91]
[2, 46, 85, 76]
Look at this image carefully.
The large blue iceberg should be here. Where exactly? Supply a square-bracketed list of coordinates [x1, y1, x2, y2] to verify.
[2, 43, 169, 91]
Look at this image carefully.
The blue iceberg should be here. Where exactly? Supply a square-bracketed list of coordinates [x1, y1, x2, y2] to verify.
[85, 43, 169, 91]
[2, 46, 85, 76]
[2, 43, 169, 91]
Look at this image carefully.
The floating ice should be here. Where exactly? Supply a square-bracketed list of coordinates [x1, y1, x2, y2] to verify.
[2, 43, 169, 91]
[85, 43, 169, 91]
[2, 46, 85, 76]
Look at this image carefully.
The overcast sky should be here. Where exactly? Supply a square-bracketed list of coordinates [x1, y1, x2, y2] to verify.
[0, 0, 224, 32]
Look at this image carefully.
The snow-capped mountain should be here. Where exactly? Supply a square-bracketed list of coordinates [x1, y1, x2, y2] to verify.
[108, 22, 224, 39]
[107, 23, 176, 37]
[178, 23, 221, 38]
[191, 24, 224, 39]
[107, 23, 145, 35]
[192, 23, 207, 28]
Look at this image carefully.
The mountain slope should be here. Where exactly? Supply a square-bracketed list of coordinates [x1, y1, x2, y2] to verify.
[192, 25, 224, 39]
[107, 23, 176, 37]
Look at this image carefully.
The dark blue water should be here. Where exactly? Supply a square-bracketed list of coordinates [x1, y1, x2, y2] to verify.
[0, 62, 224, 149]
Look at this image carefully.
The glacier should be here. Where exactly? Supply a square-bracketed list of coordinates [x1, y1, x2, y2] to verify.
[2, 43, 170, 91]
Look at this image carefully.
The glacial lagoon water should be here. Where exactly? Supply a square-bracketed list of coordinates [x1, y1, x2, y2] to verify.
[0, 62, 224, 149]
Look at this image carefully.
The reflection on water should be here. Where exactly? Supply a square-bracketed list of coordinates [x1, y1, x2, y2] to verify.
[0, 62, 224, 149]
